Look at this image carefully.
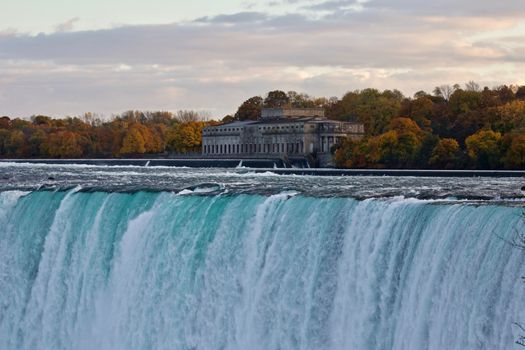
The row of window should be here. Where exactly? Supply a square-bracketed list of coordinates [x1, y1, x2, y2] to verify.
[204, 124, 308, 135]
[203, 142, 304, 155]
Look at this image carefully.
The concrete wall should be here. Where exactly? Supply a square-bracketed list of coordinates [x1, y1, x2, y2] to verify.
[261, 108, 325, 119]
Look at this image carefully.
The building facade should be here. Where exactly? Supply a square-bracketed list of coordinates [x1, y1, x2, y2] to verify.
[202, 108, 364, 166]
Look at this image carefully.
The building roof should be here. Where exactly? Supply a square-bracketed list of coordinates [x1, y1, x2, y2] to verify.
[204, 120, 256, 129]
[206, 116, 363, 129]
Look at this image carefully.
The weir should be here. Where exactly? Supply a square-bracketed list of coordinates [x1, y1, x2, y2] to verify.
[1, 159, 525, 177]
[0, 190, 524, 350]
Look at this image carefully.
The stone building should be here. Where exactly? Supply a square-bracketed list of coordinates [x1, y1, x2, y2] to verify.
[202, 108, 364, 166]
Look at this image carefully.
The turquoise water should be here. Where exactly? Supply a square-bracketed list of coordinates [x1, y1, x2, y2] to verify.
[0, 189, 524, 349]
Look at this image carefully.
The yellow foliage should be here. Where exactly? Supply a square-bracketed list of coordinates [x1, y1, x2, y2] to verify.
[504, 134, 525, 169]
[166, 121, 205, 153]
[42, 131, 84, 158]
[465, 130, 502, 169]
[429, 138, 460, 169]
[120, 125, 146, 155]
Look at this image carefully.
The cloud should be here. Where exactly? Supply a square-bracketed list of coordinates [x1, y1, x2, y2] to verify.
[302, 0, 361, 12]
[195, 11, 268, 24]
[365, 0, 525, 17]
[55, 17, 80, 33]
[0, 3, 524, 118]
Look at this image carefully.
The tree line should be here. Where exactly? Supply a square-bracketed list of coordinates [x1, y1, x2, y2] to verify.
[0, 110, 214, 158]
[1, 83, 524, 168]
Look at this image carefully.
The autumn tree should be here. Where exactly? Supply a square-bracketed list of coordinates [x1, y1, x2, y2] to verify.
[492, 100, 525, 133]
[335, 118, 424, 169]
[516, 86, 525, 100]
[31, 115, 52, 126]
[0, 130, 9, 155]
[287, 91, 316, 108]
[166, 121, 205, 153]
[27, 129, 47, 157]
[465, 130, 502, 169]
[41, 131, 84, 158]
[334, 89, 403, 135]
[407, 95, 433, 130]
[0, 116, 10, 129]
[222, 115, 235, 123]
[429, 138, 461, 169]
[334, 138, 356, 168]
[119, 125, 146, 155]
[5, 130, 27, 157]
[263, 90, 290, 108]
[504, 134, 525, 169]
[235, 96, 263, 120]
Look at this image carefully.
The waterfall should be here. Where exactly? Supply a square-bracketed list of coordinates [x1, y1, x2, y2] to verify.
[0, 190, 524, 350]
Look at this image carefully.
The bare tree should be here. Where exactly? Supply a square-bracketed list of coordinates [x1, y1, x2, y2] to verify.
[465, 81, 480, 92]
[175, 110, 211, 123]
[433, 85, 454, 101]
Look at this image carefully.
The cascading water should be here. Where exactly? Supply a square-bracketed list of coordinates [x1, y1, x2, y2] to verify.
[1, 189, 524, 350]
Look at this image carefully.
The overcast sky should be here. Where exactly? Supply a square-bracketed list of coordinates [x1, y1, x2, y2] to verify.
[1, 0, 525, 119]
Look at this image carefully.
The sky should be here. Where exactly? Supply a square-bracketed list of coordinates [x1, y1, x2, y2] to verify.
[1, 0, 525, 119]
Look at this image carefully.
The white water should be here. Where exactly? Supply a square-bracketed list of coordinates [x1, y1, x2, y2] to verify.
[0, 190, 524, 349]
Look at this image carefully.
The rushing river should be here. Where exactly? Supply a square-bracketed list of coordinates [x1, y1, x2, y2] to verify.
[1, 163, 525, 349]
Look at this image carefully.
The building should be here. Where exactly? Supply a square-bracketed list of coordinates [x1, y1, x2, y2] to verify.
[202, 108, 364, 166]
